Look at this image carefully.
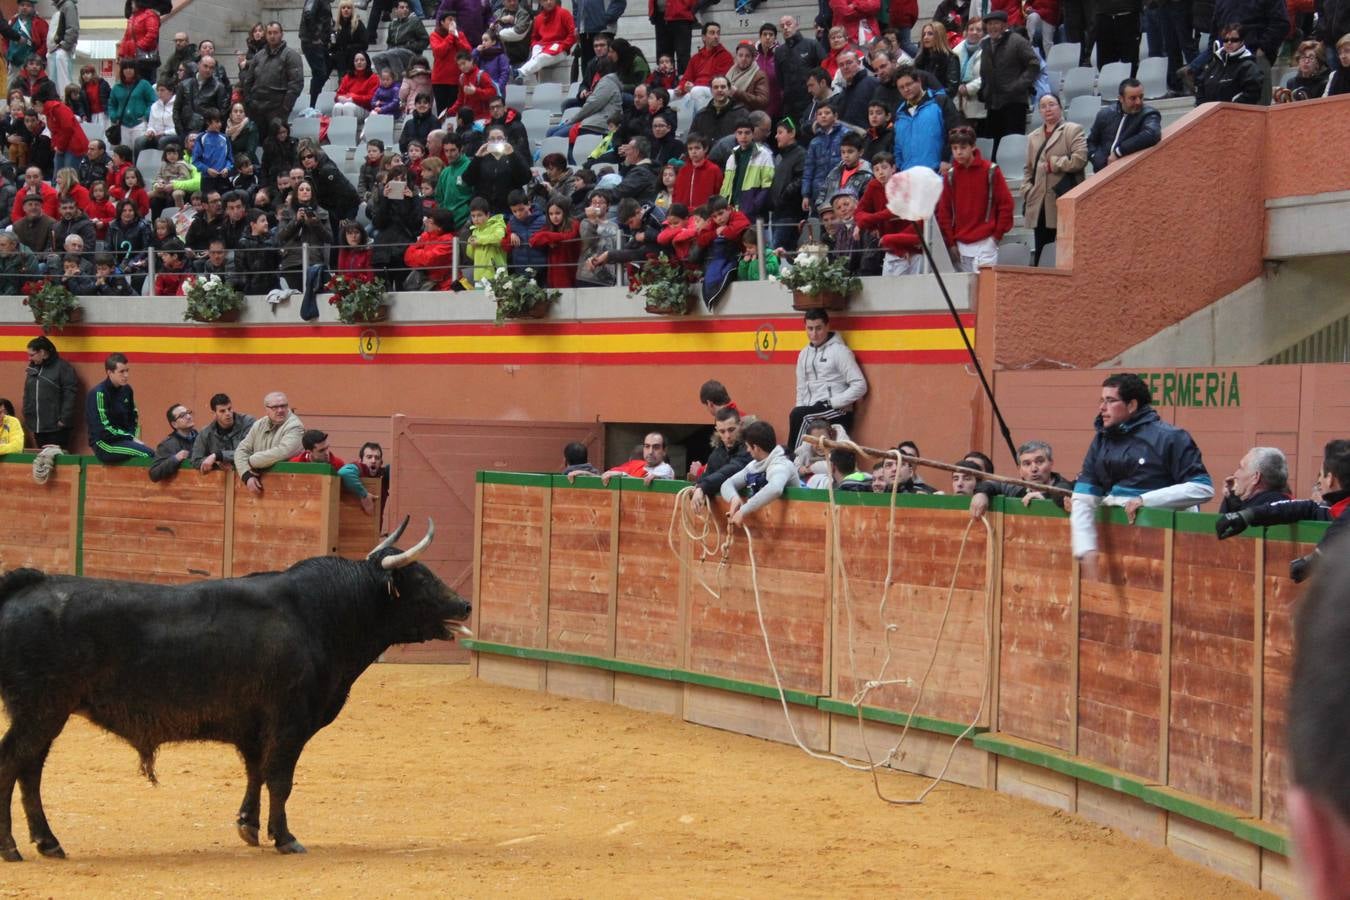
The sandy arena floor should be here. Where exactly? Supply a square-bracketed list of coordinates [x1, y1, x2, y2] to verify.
[0, 665, 1267, 898]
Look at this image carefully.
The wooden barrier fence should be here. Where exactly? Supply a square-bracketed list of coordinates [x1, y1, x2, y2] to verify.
[0, 454, 384, 580]
[467, 471, 1323, 896]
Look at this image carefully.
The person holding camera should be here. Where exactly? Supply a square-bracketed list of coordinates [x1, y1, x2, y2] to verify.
[461, 125, 530, 217]
[277, 178, 332, 287]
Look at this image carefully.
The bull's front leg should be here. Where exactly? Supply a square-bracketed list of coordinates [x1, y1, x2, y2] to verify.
[0, 755, 19, 862]
[263, 739, 308, 854]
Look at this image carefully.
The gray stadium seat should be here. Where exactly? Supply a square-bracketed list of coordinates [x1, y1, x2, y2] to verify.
[558, 106, 580, 124]
[521, 108, 553, 136]
[997, 241, 1032, 267]
[135, 148, 161, 175]
[327, 116, 359, 147]
[290, 117, 321, 141]
[363, 114, 395, 146]
[1061, 66, 1097, 105]
[538, 136, 569, 161]
[1097, 62, 1132, 96]
[1066, 95, 1102, 128]
[315, 91, 337, 116]
[572, 132, 603, 162]
[976, 137, 994, 160]
[530, 82, 562, 107]
[1046, 42, 1081, 75]
[995, 133, 1028, 187]
[1038, 242, 1057, 267]
[505, 83, 527, 107]
[1137, 56, 1170, 99]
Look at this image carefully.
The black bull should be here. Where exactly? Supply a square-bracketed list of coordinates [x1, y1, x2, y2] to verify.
[0, 519, 470, 860]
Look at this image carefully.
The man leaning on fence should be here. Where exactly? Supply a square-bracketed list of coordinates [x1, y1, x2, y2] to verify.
[234, 391, 304, 495]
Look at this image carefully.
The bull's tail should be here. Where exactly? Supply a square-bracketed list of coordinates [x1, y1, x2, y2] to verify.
[138, 748, 159, 785]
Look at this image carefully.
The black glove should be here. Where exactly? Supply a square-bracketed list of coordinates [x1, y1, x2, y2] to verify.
[1290, 551, 1317, 584]
[1215, 508, 1253, 539]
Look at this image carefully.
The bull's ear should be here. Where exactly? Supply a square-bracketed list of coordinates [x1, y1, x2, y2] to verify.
[367, 516, 411, 559]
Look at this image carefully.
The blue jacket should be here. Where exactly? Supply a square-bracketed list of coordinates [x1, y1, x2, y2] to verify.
[893, 90, 948, 172]
[802, 122, 844, 203]
[85, 378, 139, 445]
[1073, 406, 1212, 498]
[507, 207, 549, 275]
[575, 0, 626, 34]
[194, 130, 234, 176]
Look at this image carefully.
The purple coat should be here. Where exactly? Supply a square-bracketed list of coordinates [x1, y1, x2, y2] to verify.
[372, 82, 402, 115]
[473, 44, 511, 98]
[435, 0, 492, 46]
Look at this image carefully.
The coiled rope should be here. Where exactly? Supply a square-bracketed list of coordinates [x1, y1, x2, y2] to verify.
[668, 445, 995, 804]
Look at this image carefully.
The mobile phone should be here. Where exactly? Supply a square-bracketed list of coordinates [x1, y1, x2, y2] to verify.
[385, 180, 406, 197]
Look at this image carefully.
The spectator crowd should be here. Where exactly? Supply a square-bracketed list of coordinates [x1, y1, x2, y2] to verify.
[0, 0, 1339, 299]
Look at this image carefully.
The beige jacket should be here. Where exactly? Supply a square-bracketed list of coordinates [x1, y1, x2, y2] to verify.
[235, 411, 304, 480]
[1022, 120, 1088, 231]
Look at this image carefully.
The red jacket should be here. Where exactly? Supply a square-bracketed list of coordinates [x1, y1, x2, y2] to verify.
[656, 222, 698, 261]
[404, 231, 457, 289]
[449, 66, 497, 119]
[528, 220, 580, 289]
[337, 72, 380, 109]
[119, 8, 159, 58]
[112, 184, 151, 218]
[85, 197, 116, 238]
[935, 150, 1014, 246]
[337, 245, 375, 278]
[154, 270, 191, 296]
[672, 157, 722, 208]
[680, 44, 733, 89]
[829, 0, 880, 43]
[889, 0, 918, 28]
[43, 100, 88, 155]
[990, 0, 1026, 26]
[1025, 0, 1060, 26]
[530, 6, 575, 54]
[855, 177, 920, 254]
[430, 29, 472, 84]
[648, 0, 695, 22]
[695, 209, 750, 247]
[289, 450, 347, 472]
[11, 182, 59, 222]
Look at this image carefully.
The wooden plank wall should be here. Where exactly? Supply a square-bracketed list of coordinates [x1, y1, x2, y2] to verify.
[997, 508, 1075, 750]
[472, 476, 1323, 850]
[336, 476, 384, 560]
[1077, 515, 1170, 781]
[615, 489, 685, 667]
[686, 497, 831, 695]
[832, 501, 990, 725]
[476, 481, 549, 648]
[547, 485, 615, 655]
[1168, 522, 1258, 814]
[0, 459, 79, 573]
[82, 465, 229, 583]
[230, 471, 338, 576]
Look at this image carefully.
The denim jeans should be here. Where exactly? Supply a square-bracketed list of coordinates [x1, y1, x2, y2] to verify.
[52, 150, 80, 179]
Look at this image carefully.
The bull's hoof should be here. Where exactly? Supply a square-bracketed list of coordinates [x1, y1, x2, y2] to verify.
[275, 840, 307, 855]
[0, 841, 22, 862]
[237, 823, 260, 847]
[36, 842, 65, 859]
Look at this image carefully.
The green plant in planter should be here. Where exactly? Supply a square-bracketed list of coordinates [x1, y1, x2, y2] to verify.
[183, 274, 247, 322]
[628, 253, 700, 314]
[479, 267, 560, 324]
[326, 273, 388, 324]
[21, 280, 81, 333]
[778, 248, 863, 297]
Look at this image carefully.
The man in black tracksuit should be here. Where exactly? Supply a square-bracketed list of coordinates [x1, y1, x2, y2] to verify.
[22, 335, 79, 449]
[85, 352, 153, 463]
[1217, 440, 1350, 582]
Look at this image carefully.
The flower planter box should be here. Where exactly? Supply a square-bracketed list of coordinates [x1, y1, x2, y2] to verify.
[503, 300, 551, 320]
[347, 304, 389, 324]
[187, 308, 241, 323]
[791, 289, 849, 311]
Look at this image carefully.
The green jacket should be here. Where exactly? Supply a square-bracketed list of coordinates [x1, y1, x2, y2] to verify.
[468, 214, 508, 281]
[736, 249, 780, 281]
[435, 155, 472, 228]
[173, 150, 202, 194]
[109, 79, 156, 128]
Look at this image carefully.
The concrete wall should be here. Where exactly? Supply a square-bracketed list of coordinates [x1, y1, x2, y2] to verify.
[984, 95, 1350, 370]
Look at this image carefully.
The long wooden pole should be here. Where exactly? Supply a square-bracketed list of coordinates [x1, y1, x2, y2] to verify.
[803, 434, 1075, 498]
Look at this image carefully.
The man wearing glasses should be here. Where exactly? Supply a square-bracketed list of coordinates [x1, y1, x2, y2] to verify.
[1071, 373, 1213, 580]
[149, 403, 200, 482]
[235, 392, 304, 495]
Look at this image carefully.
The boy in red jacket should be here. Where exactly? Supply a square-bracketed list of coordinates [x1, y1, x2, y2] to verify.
[673, 134, 722, 208]
[519, 0, 575, 83]
[656, 203, 700, 261]
[935, 126, 1013, 273]
[447, 51, 498, 123]
[404, 208, 458, 290]
[854, 152, 924, 275]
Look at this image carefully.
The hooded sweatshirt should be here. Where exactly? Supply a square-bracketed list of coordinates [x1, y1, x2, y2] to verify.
[720, 444, 799, 516]
[468, 212, 508, 280]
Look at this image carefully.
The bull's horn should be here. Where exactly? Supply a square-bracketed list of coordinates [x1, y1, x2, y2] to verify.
[367, 516, 410, 559]
[381, 519, 435, 570]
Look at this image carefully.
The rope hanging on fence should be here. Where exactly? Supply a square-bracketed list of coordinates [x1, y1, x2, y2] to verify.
[666, 457, 996, 803]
